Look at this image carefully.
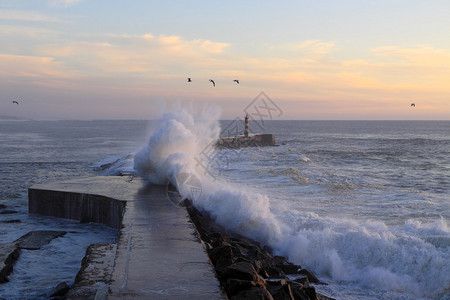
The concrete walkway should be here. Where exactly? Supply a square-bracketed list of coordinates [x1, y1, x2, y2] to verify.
[28, 176, 225, 299]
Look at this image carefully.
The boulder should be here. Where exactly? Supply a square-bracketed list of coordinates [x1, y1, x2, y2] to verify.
[273, 256, 301, 274]
[223, 261, 259, 282]
[0, 243, 20, 283]
[50, 281, 70, 298]
[265, 278, 288, 286]
[290, 285, 311, 300]
[207, 244, 234, 274]
[293, 275, 310, 287]
[267, 283, 294, 300]
[231, 286, 274, 300]
[183, 198, 328, 300]
[297, 269, 322, 284]
[226, 278, 265, 296]
[206, 232, 225, 247]
[304, 286, 320, 300]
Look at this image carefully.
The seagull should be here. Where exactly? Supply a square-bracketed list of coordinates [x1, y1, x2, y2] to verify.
[209, 79, 215, 87]
[187, 78, 192, 82]
[411, 103, 415, 107]
[12, 101, 19, 105]
[233, 79, 239, 84]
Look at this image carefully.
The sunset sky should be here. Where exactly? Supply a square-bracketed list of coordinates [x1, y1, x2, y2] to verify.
[1, 0, 449, 120]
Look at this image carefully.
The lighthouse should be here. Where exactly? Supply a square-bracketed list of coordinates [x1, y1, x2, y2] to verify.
[244, 114, 249, 137]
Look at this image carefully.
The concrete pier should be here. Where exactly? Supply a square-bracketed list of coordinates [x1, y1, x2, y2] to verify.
[28, 176, 225, 299]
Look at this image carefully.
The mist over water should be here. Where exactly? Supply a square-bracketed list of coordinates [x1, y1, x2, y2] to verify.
[132, 107, 449, 300]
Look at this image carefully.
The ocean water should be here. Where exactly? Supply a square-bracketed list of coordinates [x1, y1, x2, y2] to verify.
[0, 120, 148, 299]
[132, 109, 449, 300]
[1, 116, 449, 299]
[216, 120, 450, 300]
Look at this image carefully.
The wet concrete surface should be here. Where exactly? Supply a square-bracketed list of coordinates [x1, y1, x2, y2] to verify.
[28, 176, 225, 299]
[14, 231, 66, 250]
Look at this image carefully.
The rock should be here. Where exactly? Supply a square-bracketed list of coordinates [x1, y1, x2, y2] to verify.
[290, 285, 311, 300]
[231, 286, 274, 300]
[0, 243, 20, 283]
[293, 275, 310, 287]
[258, 267, 270, 279]
[223, 261, 259, 282]
[207, 244, 234, 274]
[267, 283, 294, 300]
[183, 198, 328, 300]
[0, 209, 18, 214]
[304, 286, 320, 300]
[273, 256, 289, 265]
[280, 264, 301, 275]
[226, 278, 265, 296]
[263, 245, 273, 255]
[0, 204, 7, 209]
[297, 269, 322, 284]
[206, 232, 225, 247]
[248, 248, 273, 261]
[273, 255, 301, 274]
[262, 265, 286, 278]
[50, 281, 70, 298]
[265, 278, 288, 286]
[14, 230, 66, 250]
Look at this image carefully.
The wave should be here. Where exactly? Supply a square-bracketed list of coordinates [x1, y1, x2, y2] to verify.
[130, 104, 449, 299]
[276, 214, 449, 299]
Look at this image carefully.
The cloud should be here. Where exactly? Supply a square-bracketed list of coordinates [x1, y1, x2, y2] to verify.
[291, 40, 336, 54]
[4, 29, 449, 120]
[37, 34, 231, 75]
[267, 40, 336, 55]
[0, 53, 76, 80]
[337, 45, 450, 93]
[372, 45, 450, 68]
[48, 0, 85, 7]
[0, 9, 63, 22]
[0, 24, 58, 38]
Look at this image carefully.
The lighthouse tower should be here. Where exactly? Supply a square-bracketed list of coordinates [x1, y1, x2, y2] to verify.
[244, 114, 249, 137]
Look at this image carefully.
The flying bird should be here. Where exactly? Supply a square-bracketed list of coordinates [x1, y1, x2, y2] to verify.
[209, 79, 215, 87]
[411, 103, 415, 107]
[233, 79, 240, 84]
[12, 101, 19, 105]
[187, 78, 192, 82]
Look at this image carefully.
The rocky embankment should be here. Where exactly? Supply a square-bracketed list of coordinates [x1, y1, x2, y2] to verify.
[184, 200, 334, 300]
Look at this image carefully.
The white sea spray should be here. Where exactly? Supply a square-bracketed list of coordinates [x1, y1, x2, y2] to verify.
[133, 106, 450, 299]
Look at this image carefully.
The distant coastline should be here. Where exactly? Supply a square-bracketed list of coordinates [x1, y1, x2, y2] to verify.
[0, 115, 30, 121]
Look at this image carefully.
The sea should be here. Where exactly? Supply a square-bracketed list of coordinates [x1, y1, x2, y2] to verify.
[0, 115, 449, 299]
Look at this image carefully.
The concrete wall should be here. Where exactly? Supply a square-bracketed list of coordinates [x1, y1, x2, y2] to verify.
[28, 189, 125, 229]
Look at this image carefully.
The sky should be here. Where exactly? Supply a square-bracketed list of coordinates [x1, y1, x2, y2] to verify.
[1, 0, 449, 120]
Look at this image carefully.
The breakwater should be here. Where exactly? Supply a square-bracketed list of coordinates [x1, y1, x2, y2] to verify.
[216, 134, 275, 149]
[2, 175, 333, 299]
[25, 176, 225, 299]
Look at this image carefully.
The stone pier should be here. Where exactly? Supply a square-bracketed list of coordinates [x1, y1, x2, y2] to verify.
[28, 176, 225, 299]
